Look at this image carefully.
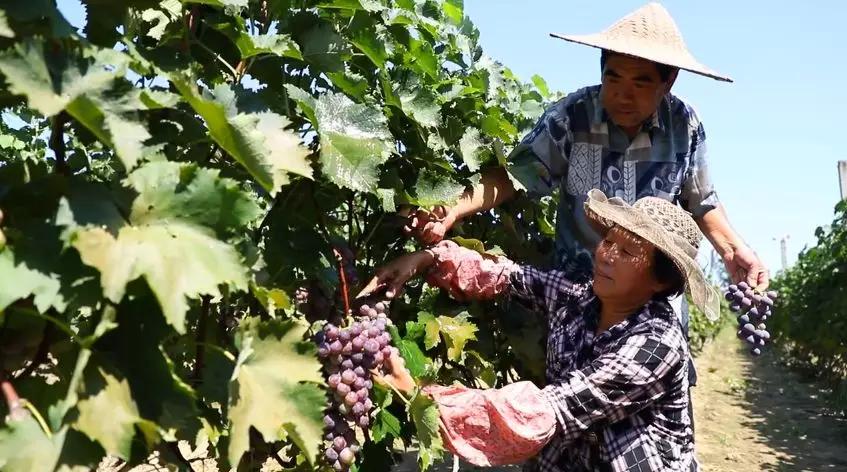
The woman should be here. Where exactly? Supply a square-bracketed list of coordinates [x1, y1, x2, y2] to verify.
[359, 189, 719, 471]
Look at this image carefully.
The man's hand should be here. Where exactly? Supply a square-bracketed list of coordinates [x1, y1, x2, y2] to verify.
[400, 205, 457, 245]
[357, 251, 435, 300]
[723, 244, 769, 290]
[372, 350, 416, 396]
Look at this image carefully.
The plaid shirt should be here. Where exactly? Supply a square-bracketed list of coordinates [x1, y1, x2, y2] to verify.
[509, 264, 697, 472]
[509, 85, 718, 273]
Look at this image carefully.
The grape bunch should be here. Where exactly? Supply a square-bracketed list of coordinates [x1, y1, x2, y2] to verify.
[316, 301, 396, 471]
[724, 282, 778, 356]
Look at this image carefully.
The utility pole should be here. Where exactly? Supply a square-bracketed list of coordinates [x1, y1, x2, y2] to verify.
[773, 234, 790, 272]
[839, 160, 847, 201]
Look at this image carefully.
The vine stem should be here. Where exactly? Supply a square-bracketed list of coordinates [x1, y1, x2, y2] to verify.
[332, 248, 351, 316]
[49, 112, 69, 175]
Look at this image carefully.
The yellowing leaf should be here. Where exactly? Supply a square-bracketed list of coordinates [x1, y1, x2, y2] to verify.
[74, 371, 149, 459]
[419, 311, 477, 362]
[71, 223, 248, 333]
[228, 319, 325, 466]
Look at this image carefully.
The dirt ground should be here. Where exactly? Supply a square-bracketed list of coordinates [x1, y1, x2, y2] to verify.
[692, 326, 847, 471]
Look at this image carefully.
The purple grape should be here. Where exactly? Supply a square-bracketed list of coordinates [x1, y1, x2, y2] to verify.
[357, 388, 369, 401]
[375, 301, 386, 312]
[333, 436, 346, 451]
[351, 336, 365, 352]
[325, 325, 339, 341]
[744, 335, 756, 345]
[761, 330, 771, 340]
[349, 323, 362, 336]
[353, 377, 365, 390]
[729, 302, 741, 313]
[318, 346, 330, 358]
[329, 340, 343, 355]
[368, 326, 381, 338]
[358, 415, 370, 428]
[766, 290, 778, 300]
[339, 447, 355, 465]
[741, 298, 752, 308]
[341, 342, 353, 355]
[373, 351, 384, 364]
[748, 307, 759, 319]
[364, 339, 379, 354]
[339, 330, 351, 342]
[737, 314, 750, 324]
[364, 398, 373, 410]
[332, 460, 344, 471]
[358, 304, 371, 316]
[341, 370, 356, 385]
[738, 282, 750, 291]
[324, 415, 336, 428]
[352, 402, 365, 416]
[325, 448, 339, 462]
[336, 383, 351, 395]
[350, 353, 364, 365]
[328, 374, 341, 389]
[742, 323, 756, 333]
[364, 380, 373, 389]
[341, 359, 354, 370]
[751, 347, 762, 356]
[761, 296, 774, 307]
[345, 391, 359, 406]
[724, 291, 734, 301]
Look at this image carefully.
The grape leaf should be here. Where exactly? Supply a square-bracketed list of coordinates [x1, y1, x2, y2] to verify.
[172, 79, 312, 194]
[126, 161, 261, 237]
[228, 319, 325, 466]
[442, 0, 463, 25]
[314, 92, 393, 192]
[396, 78, 440, 128]
[419, 311, 477, 361]
[67, 222, 248, 333]
[0, 249, 65, 312]
[298, 21, 349, 73]
[531, 74, 550, 98]
[395, 339, 428, 378]
[411, 169, 464, 207]
[0, 39, 125, 117]
[408, 392, 444, 471]
[236, 33, 302, 59]
[73, 370, 155, 459]
[376, 188, 396, 212]
[458, 127, 484, 172]
[371, 408, 401, 443]
[0, 11, 14, 38]
[0, 416, 66, 472]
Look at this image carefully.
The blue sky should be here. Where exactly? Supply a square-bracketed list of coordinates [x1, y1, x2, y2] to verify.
[54, 0, 846, 274]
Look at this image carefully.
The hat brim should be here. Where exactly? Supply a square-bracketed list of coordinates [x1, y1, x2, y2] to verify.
[550, 32, 733, 83]
[584, 190, 721, 321]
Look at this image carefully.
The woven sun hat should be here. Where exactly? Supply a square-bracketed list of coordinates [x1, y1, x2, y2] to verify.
[584, 189, 721, 321]
[550, 2, 732, 83]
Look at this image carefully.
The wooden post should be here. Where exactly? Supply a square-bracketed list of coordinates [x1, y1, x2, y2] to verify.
[839, 160, 847, 201]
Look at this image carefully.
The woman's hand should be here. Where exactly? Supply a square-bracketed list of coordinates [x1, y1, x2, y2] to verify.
[372, 350, 416, 396]
[357, 251, 435, 299]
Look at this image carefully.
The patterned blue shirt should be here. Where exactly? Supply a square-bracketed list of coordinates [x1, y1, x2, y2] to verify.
[509, 85, 718, 271]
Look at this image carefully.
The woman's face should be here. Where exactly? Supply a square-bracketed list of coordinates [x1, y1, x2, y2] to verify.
[593, 226, 664, 300]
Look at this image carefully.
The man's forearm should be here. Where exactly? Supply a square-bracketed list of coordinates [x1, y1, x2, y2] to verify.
[696, 204, 744, 257]
[450, 167, 517, 221]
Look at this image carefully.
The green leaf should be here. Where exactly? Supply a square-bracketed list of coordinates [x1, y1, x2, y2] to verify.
[411, 169, 464, 207]
[126, 161, 261, 237]
[0, 416, 65, 472]
[405, 38, 438, 79]
[236, 33, 302, 60]
[67, 222, 248, 333]
[408, 392, 444, 471]
[298, 21, 350, 73]
[228, 319, 325, 466]
[0, 39, 125, 117]
[0, 11, 14, 38]
[396, 338, 429, 378]
[395, 78, 441, 128]
[172, 79, 312, 194]
[0, 249, 65, 312]
[251, 285, 292, 318]
[442, 0, 464, 25]
[314, 92, 393, 192]
[284, 84, 317, 126]
[436, 312, 478, 361]
[418, 311, 439, 349]
[371, 408, 401, 443]
[73, 370, 150, 459]
[531, 74, 550, 98]
[376, 188, 396, 212]
[458, 127, 484, 172]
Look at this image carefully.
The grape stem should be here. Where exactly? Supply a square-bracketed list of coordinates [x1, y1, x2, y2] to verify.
[333, 247, 351, 316]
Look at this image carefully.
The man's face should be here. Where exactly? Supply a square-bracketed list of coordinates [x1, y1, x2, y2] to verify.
[593, 226, 663, 300]
[600, 53, 676, 135]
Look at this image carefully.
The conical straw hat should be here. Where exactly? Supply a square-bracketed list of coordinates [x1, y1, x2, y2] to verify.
[584, 189, 721, 321]
[550, 2, 732, 82]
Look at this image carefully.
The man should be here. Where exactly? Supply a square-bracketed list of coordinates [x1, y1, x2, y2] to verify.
[406, 2, 768, 304]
